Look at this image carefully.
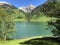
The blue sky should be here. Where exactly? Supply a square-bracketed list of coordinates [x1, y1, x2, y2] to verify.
[0, 0, 47, 8]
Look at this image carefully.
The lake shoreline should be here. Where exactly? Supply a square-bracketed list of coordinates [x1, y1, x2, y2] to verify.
[15, 16, 52, 22]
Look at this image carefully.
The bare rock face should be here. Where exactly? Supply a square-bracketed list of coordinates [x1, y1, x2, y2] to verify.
[19, 4, 36, 12]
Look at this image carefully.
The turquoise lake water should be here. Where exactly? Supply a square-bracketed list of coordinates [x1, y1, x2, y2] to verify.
[16, 22, 53, 39]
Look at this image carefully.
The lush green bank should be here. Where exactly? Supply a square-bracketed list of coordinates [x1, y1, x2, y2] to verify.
[15, 16, 52, 22]
[15, 16, 57, 23]
[0, 36, 43, 45]
[0, 36, 60, 45]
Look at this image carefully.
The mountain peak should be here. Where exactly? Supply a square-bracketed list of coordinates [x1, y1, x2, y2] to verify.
[28, 4, 36, 10]
[29, 4, 35, 7]
[19, 4, 36, 12]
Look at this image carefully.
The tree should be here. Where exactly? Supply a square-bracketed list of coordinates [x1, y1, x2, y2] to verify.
[0, 8, 15, 40]
[48, 19, 60, 36]
[25, 12, 31, 22]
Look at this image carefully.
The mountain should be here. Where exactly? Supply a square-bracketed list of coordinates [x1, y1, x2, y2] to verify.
[0, 2, 18, 17]
[0, 1, 26, 20]
[19, 4, 36, 12]
[31, 0, 60, 16]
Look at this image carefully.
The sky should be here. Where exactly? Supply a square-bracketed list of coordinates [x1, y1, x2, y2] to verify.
[0, 0, 47, 8]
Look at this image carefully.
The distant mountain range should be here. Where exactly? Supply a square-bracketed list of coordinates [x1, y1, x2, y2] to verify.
[0, 2, 36, 13]
[0, 0, 59, 18]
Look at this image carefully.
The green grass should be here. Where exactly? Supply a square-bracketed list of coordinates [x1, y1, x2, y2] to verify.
[0, 38, 30, 45]
[0, 36, 43, 45]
